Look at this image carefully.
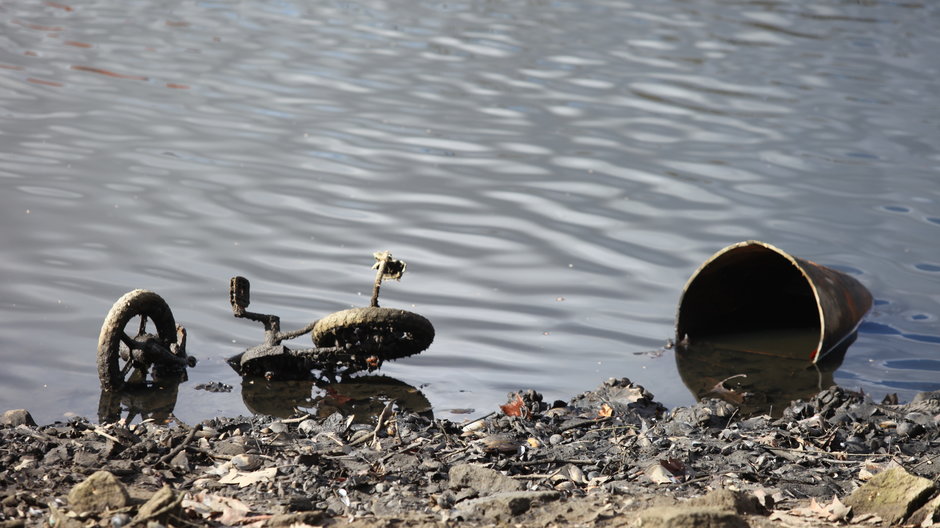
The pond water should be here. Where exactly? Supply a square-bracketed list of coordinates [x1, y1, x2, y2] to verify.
[1, 0, 938, 425]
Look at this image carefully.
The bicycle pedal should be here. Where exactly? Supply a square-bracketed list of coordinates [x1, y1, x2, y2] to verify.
[230, 276, 251, 312]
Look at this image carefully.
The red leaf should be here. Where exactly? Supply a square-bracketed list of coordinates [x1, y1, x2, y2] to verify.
[500, 393, 528, 418]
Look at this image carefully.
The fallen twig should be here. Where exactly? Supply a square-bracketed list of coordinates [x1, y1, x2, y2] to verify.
[280, 414, 312, 424]
[159, 424, 202, 466]
[93, 426, 124, 444]
[184, 446, 234, 461]
[559, 416, 611, 432]
[349, 399, 397, 447]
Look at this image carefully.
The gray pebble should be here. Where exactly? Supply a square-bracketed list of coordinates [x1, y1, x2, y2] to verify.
[298, 419, 319, 435]
[268, 421, 288, 434]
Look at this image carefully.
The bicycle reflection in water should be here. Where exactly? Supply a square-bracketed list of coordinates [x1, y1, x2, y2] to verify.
[97, 374, 432, 425]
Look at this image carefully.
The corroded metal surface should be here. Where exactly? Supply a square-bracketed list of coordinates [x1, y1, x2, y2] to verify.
[676, 240, 873, 362]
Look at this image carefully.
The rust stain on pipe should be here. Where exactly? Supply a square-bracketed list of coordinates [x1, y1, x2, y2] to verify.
[676, 240, 872, 362]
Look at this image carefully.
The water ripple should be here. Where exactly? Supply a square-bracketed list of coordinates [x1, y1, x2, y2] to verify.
[0, 0, 937, 423]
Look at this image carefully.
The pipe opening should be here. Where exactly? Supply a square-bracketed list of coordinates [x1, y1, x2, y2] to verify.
[677, 245, 820, 356]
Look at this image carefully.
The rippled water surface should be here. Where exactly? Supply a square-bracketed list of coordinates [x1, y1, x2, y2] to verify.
[2, 0, 938, 424]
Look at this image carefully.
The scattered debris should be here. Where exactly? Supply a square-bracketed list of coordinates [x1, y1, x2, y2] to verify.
[194, 382, 233, 393]
[0, 379, 938, 528]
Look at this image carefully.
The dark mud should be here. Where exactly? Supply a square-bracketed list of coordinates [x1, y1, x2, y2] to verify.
[2, 379, 939, 528]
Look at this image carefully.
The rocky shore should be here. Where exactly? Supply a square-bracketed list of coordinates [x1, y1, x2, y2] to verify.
[2, 378, 939, 528]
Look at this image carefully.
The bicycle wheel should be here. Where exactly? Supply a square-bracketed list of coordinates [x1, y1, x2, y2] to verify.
[97, 289, 178, 392]
[312, 307, 434, 366]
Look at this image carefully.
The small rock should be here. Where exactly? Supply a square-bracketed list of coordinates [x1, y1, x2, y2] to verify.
[285, 496, 314, 512]
[908, 493, 940, 526]
[456, 490, 561, 522]
[298, 419, 319, 435]
[638, 506, 750, 528]
[132, 485, 182, 525]
[321, 412, 348, 434]
[434, 490, 456, 509]
[266, 511, 327, 527]
[73, 450, 102, 468]
[104, 459, 137, 476]
[897, 421, 924, 437]
[844, 466, 936, 525]
[911, 390, 940, 405]
[68, 471, 130, 514]
[44, 445, 70, 464]
[267, 421, 288, 435]
[110, 513, 131, 527]
[231, 453, 262, 471]
[214, 439, 247, 456]
[478, 434, 522, 453]
[689, 489, 765, 515]
[169, 450, 190, 472]
[449, 464, 524, 496]
[49, 503, 84, 528]
[1, 409, 37, 427]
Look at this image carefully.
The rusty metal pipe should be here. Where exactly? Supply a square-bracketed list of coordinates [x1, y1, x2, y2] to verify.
[675, 240, 873, 362]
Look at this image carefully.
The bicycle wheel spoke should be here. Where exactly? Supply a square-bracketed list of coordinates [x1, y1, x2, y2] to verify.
[120, 332, 136, 350]
[120, 356, 135, 377]
[137, 315, 148, 337]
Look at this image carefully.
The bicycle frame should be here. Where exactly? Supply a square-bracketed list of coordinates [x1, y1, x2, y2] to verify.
[227, 251, 425, 379]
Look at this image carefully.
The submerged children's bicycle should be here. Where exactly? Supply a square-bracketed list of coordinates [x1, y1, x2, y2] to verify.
[97, 251, 434, 391]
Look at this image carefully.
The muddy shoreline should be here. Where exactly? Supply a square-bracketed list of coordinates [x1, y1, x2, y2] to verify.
[2, 378, 939, 527]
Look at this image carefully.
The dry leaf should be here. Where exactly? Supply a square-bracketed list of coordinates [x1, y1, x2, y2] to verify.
[808, 497, 827, 516]
[644, 463, 677, 485]
[791, 496, 851, 522]
[184, 492, 252, 524]
[597, 403, 614, 418]
[219, 467, 277, 488]
[752, 488, 774, 510]
[827, 496, 851, 522]
[706, 374, 748, 405]
[500, 393, 529, 418]
[603, 385, 647, 406]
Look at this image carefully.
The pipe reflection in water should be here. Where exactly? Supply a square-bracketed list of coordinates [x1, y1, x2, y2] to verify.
[240, 374, 433, 423]
[675, 332, 852, 417]
[98, 382, 181, 424]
